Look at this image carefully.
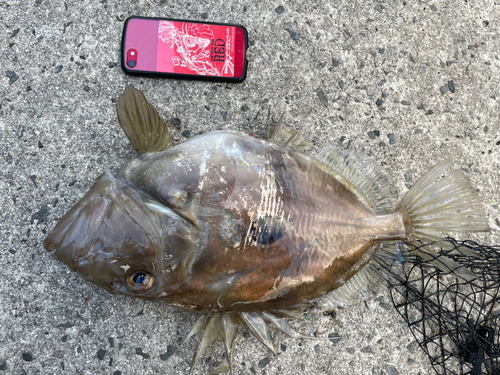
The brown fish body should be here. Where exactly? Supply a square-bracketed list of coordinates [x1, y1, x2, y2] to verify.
[45, 130, 408, 315]
[113, 130, 406, 313]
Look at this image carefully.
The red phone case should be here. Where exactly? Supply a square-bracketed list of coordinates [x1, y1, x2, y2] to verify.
[121, 16, 248, 83]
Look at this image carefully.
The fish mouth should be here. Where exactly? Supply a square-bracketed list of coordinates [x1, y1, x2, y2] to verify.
[44, 170, 165, 273]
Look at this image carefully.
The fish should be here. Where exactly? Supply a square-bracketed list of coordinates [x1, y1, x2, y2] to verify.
[44, 85, 489, 374]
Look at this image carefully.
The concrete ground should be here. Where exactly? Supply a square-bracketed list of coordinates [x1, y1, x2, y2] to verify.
[1, 0, 499, 374]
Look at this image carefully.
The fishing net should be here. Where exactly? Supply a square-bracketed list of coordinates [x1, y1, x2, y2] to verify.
[385, 238, 500, 375]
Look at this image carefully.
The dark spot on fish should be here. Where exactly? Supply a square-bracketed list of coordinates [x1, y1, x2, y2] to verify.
[182, 130, 191, 138]
[61, 335, 68, 342]
[108, 337, 114, 347]
[38, 140, 43, 148]
[281, 343, 286, 351]
[22, 352, 33, 362]
[96, 348, 106, 360]
[109, 358, 113, 366]
[249, 216, 286, 245]
[0, 362, 6, 370]
[160, 344, 175, 361]
[135, 348, 150, 359]
[136, 309, 144, 316]
[58, 322, 74, 328]
[68, 179, 77, 186]
[243, 332, 251, 339]
[275, 5, 284, 14]
[113, 371, 122, 375]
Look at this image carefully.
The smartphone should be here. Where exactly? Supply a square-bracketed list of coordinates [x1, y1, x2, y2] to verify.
[121, 16, 248, 83]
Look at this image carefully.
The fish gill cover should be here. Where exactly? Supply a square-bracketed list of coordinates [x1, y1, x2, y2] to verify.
[386, 238, 500, 375]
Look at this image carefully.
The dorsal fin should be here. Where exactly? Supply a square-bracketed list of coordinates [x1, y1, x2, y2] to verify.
[116, 85, 173, 154]
[315, 146, 397, 213]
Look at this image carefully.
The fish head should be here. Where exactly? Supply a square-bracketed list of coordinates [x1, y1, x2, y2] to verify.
[43, 170, 179, 299]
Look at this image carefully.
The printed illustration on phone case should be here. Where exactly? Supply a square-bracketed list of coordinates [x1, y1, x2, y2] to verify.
[157, 21, 235, 77]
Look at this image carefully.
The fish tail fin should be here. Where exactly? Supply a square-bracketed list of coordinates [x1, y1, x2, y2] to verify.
[314, 158, 489, 309]
[397, 159, 489, 281]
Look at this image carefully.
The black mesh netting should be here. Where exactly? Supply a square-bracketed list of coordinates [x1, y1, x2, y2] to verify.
[385, 238, 500, 375]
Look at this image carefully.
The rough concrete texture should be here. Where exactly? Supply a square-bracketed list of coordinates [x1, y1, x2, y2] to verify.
[1, 1, 500, 374]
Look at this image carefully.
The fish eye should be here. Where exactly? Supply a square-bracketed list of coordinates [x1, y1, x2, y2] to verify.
[126, 272, 155, 293]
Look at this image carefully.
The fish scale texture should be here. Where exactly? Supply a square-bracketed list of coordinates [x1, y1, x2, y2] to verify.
[1, 1, 499, 375]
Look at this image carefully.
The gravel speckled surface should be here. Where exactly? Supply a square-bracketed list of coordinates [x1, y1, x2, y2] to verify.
[1, 1, 499, 374]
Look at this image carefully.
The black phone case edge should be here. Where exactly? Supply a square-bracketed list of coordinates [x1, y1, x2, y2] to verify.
[121, 16, 249, 83]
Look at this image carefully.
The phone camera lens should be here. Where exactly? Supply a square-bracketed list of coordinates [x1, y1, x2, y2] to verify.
[127, 60, 136, 68]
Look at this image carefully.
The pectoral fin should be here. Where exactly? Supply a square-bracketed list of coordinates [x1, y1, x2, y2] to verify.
[116, 85, 173, 154]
